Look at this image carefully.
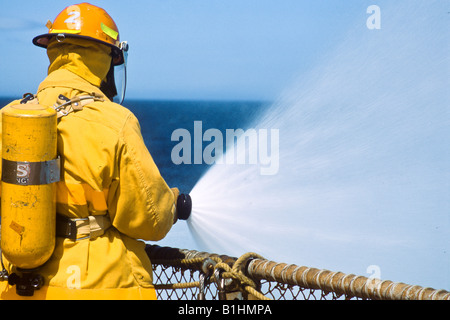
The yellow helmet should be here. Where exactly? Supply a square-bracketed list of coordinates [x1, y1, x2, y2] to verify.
[32, 3, 127, 66]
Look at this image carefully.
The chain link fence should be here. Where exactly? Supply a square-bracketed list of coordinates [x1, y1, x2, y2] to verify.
[151, 263, 355, 300]
[148, 245, 450, 301]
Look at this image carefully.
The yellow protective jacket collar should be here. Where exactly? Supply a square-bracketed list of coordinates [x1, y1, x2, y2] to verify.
[47, 37, 112, 88]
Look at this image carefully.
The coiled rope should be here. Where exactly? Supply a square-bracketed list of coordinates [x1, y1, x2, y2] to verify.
[151, 252, 270, 300]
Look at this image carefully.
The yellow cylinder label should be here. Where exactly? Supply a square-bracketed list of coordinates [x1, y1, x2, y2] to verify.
[2, 158, 60, 185]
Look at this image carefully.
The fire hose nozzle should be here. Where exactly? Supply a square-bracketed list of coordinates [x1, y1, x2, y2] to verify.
[176, 194, 192, 221]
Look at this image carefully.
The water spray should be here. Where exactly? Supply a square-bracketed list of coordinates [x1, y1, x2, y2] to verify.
[186, 1, 449, 290]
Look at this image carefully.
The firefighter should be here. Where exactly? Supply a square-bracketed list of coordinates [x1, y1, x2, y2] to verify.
[0, 3, 188, 299]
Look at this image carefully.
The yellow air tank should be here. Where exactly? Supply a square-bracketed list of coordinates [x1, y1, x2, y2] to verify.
[1, 103, 59, 270]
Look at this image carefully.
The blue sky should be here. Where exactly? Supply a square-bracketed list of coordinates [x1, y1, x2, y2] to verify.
[0, 0, 372, 100]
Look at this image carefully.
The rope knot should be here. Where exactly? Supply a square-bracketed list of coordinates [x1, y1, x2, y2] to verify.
[213, 252, 270, 300]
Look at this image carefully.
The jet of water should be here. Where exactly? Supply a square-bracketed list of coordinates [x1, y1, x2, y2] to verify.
[188, 1, 449, 289]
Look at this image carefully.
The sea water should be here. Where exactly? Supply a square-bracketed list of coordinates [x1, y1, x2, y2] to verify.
[186, 2, 449, 290]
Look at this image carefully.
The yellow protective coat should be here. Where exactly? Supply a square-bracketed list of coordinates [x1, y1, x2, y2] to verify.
[0, 39, 177, 299]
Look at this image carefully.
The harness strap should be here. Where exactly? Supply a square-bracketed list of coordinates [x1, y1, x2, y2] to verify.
[53, 93, 104, 118]
[56, 214, 112, 241]
[19, 92, 105, 119]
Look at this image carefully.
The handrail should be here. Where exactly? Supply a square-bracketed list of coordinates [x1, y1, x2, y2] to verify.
[146, 245, 450, 300]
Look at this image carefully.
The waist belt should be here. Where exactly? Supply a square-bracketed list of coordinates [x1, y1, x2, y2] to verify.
[56, 214, 112, 241]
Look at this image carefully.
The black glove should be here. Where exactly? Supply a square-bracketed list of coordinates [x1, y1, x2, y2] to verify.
[176, 194, 192, 220]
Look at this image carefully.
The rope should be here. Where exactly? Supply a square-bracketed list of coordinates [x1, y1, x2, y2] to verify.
[152, 257, 206, 291]
[213, 252, 271, 300]
[246, 259, 450, 300]
[152, 252, 271, 300]
[155, 281, 200, 290]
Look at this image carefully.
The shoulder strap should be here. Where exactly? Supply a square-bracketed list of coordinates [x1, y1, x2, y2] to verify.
[20, 92, 105, 119]
[53, 93, 105, 119]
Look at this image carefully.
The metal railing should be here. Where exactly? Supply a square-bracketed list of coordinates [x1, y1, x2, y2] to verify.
[146, 245, 450, 301]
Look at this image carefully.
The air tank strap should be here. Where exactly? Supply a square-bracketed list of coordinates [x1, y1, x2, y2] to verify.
[53, 93, 104, 119]
[20, 92, 105, 119]
[2, 158, 60, 186]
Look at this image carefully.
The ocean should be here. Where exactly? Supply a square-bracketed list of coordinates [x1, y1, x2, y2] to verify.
[122, 99, 268, 194]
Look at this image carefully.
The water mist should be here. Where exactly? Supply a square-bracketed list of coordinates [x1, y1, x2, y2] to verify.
[187, 2, 449, 289]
